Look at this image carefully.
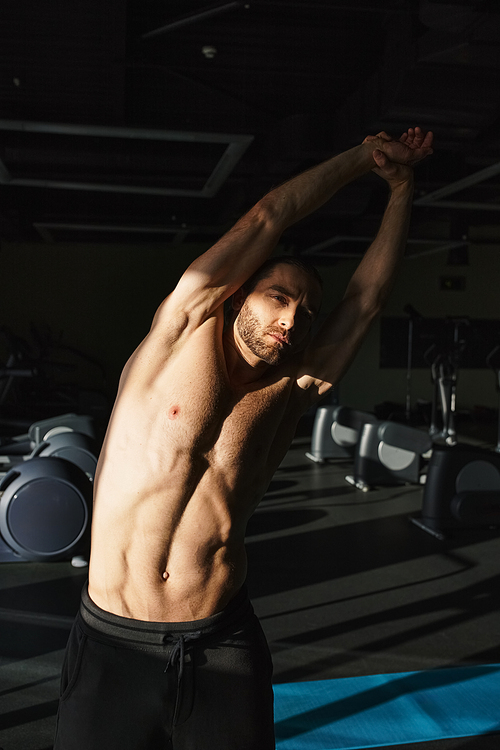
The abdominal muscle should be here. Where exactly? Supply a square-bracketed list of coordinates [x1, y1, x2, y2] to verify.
[88, 450, 254, 622]
[87, 398, 265, 623]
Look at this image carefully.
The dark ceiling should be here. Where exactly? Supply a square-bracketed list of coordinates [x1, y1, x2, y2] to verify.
[1, 0, 500, 261]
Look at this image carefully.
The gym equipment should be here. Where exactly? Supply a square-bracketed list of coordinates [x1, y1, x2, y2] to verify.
[0, 412, 96, 476]
[274, 665, 500, 749]
[30, 431, 98, 481]
[346, 420, 433, 492]
[0, 413, 98, 564]
[428, 351, 457, 444]
[425, 318, 469, 444]
[411, 444, 500, 539]
[306, 405, 378, 462]
[412, 345, 500, 538]
[0, 456, 92, 562]
[28, 412, 95, 444]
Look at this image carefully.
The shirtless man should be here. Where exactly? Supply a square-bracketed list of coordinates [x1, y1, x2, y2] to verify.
[54, 127, 433, 750]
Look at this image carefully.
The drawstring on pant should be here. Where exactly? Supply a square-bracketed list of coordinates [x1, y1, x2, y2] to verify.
[164, 631, 202, 679]
[164, 631, 202, 725]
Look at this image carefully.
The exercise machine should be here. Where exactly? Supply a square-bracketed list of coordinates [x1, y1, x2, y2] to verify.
[428, 350, 457, 445]
[306, 405, 379, 462]
[411, 443, 500, 539]
[346, 420, 433, 492]
[307, 405, 432, 491]
[425, 318, 469, 444]
[0, 456, 93, 563]
[0, 412, 96, 476]
[0, 413, 98, 565]
[412, 346, 500, 538]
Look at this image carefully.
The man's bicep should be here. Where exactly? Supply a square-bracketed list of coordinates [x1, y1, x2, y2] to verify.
[157, 271, 221, 327]
[150, 284, 223, 339]
[297, 295, 378, 400]
[168, 205, 281, 319]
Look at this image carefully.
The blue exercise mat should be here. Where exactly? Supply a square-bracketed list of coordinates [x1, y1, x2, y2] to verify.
[274, 664, 500, 749]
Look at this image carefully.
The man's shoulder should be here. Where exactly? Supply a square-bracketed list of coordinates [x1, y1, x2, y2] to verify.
[121, 304, 225, 390]
[151, 292, 225, 339]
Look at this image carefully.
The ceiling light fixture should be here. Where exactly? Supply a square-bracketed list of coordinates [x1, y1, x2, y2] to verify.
[202, 45, 217, 59]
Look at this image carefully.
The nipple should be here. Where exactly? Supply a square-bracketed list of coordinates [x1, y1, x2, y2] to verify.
[168, 405, 180, 420]
[162, 571, 170, 581]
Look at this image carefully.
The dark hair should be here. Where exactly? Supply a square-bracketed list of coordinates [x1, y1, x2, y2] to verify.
[242, 256, 323, 294]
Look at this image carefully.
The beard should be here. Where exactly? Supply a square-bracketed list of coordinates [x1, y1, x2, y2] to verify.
[235, 302, 290, 366]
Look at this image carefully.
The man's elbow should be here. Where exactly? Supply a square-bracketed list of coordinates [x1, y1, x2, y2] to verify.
[368, 290, 387, 319]
[254, 194, 289, 234]
[345, 288, 385, 324]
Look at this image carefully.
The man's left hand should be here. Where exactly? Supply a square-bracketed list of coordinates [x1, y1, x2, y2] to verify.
[364, 126, 433, 188]
[364, 127, 433, 167]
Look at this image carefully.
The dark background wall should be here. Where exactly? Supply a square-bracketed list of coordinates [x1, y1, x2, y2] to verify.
[1, 241, 202, 398]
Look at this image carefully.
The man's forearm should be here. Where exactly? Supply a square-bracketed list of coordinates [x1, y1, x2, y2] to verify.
[260, 126, 432, 233]
[261, 141, 380, 231]
[343, 177, 414, 310]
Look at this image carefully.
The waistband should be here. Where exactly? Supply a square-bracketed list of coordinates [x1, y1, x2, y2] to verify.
[79, 585, 253, 647]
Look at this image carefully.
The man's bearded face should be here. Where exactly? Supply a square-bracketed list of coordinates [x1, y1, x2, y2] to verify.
[235, 300, 290, 366]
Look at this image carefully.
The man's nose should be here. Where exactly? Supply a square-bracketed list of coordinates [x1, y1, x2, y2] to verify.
[279, 312, 295, 330]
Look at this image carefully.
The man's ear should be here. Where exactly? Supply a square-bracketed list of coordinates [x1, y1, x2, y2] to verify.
[232, 286, 247, 311]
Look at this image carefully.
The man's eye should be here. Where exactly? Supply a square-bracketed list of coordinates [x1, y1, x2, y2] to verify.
[272, 295, 286, 304]
[298, 307, 313, 320]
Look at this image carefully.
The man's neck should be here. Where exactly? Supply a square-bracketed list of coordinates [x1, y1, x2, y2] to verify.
[223, 328, 271, 387]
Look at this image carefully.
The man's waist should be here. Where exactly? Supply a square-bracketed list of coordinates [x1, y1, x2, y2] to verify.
[80, 583, 253, 646]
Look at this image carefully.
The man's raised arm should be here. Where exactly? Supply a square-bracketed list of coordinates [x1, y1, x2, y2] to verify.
[156, 129, 433, 327]
[297, 128, 434, 400]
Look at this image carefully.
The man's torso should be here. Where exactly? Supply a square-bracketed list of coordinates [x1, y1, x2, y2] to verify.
[88, 305, 309, 621]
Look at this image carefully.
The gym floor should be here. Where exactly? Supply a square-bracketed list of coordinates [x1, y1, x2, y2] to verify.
[1, 424, 499, 750]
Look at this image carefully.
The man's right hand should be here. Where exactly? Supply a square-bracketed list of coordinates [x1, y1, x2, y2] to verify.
[364, 127, 433, 167]
[371, 149, 414, 191]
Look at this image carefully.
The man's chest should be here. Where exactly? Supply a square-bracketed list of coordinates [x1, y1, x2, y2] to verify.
[203, 377, 305, 492]
[128, 318, 306, 460]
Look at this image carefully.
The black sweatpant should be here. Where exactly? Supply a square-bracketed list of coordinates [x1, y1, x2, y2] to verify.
[54, 586, 275, 750]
